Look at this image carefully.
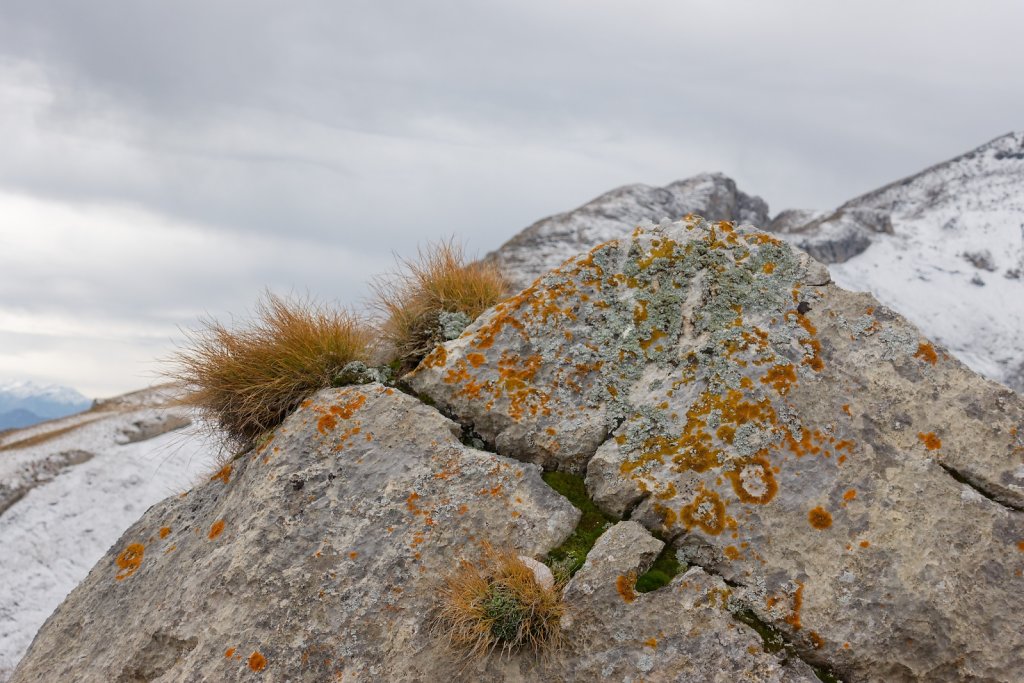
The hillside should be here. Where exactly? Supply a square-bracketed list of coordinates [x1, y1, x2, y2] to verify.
[13, 219, 1023, 682]
[0, 385, 218, 680]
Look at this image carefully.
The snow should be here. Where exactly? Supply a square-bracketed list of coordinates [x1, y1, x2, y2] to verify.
[0, 387, 219, 680]
[821, 132, 1024, 389]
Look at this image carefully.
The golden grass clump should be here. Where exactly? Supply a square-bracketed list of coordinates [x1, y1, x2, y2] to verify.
[434, 545, 564, 661]
[168, 292, 373, 451]
[372, 239, 506, 372]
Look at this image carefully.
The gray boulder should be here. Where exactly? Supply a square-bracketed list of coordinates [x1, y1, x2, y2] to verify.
[409, 217, 1024, 682]
[11, 383, 812, 682]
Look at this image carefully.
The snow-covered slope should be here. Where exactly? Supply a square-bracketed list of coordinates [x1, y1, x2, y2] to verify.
[490, 172, 769, 290]
[0, 385, 219, 680]
[0, 381, 92, 429]
[775, 132, 1024, 391]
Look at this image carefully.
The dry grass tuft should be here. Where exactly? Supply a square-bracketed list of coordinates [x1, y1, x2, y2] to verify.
[433, 545, 564, 661]
[371, 239, 506, 372]
[167, 292, 373, 451]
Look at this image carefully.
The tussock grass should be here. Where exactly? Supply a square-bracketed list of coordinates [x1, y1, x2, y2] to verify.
[168, 292, 373, 451]
[434, 545, 564, 661]
[372, 239, 506, 372]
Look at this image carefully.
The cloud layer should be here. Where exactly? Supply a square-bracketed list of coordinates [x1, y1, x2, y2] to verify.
[0, 1, 1021, 396]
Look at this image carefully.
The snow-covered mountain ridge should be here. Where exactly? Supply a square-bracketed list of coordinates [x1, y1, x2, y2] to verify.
[777, 131, 1024, 391]
[0, 381, 92, 430]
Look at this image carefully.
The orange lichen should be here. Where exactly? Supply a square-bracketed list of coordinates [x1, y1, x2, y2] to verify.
[726, 458, 778, 505]
[1016, 540, 1024, 552]
[159, 527, 171, 539]
[785, 582, 804, 630]
[841, 404, 851, 416]
[248, 651, 267, 672]
[859, 540, 870, 548]
[644, 637, 658, 648]
[809, 631, 824, 649]
[317, 414, 337, 434]
[808, 506, 832, 529]
[724, 545, 740, 560]
[208, 519, 226, 540]
[760, 363, 798, 395]
[680, 487, 726, 535]
[225, 647, 236, 658]
[918, 432, 941, 450]
[616, 573, 638, 603]
[349, 551, 359, 559]
[762, 262, 776, 274]
[330, 393, 367, 420]
[843, 489, 857, 501]
[115, 543, 145, 580]
[421, 344, 448, 368]
[210, 464, 233, 484]
[914, 342, 938, 365]
[466, 352, 487, 368]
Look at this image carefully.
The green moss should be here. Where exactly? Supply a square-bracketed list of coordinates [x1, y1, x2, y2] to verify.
[635, 544, 683, 593]
[732, 608, 787, 653]
[542, 471, 616, 580]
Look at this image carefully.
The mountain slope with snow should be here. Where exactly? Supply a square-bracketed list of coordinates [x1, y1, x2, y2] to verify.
[776, 132, 1024, 391]
[489, 172, 769, 290]
[0, 385, 218, 680]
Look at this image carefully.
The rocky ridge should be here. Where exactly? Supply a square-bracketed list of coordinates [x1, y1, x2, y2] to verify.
[13, 217, 1024, 683]
[409, 218, 1024, 682]
[490, 172, 769, 291]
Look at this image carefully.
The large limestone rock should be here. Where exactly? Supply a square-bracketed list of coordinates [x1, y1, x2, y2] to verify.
[408, 217, 1024, 682]
[12, 384, 813, 682]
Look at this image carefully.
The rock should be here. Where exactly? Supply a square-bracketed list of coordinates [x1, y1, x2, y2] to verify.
[11, 385, 580, 682]
[115, 411, 191, 444]
[559, 521, 817, 682]
[516, 555, 555, 591]
[12, 383, 820, 682]
[408, 217, 1024, 682]
[490, 173, 769, 291]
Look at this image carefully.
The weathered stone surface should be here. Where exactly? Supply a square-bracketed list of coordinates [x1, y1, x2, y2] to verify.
[12, 384, 809, 682]
[490, 173, 769, 291]
[409, 218, 1024, 682]
[558, 520, 817, 682]
[11, 385, 579, 682]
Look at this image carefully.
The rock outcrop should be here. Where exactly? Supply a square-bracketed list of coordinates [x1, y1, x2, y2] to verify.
[13, 218, 1024, 682]
[11, 383, 817, 682]
[410, 218, 1024, 682]
[490, 173, 769, 291]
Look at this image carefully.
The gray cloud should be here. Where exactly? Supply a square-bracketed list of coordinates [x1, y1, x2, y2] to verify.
[0, 1, 1021, 395]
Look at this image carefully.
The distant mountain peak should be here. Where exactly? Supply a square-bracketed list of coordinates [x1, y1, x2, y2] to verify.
[0, 380, 92, 427]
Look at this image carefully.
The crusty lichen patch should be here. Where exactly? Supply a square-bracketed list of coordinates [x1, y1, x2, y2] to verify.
[115, 543, 145, 581]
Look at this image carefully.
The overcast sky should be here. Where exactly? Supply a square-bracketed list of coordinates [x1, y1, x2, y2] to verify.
[1, 1, 1022, 398]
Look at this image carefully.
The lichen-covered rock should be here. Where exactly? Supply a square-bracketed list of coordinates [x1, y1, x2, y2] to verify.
[11, 384, 809, 682]
[558, 520, 817, 682]
[11, 385, 579, 682]
[408, 218, 1024, 682]
[490, 173, 770, 291]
